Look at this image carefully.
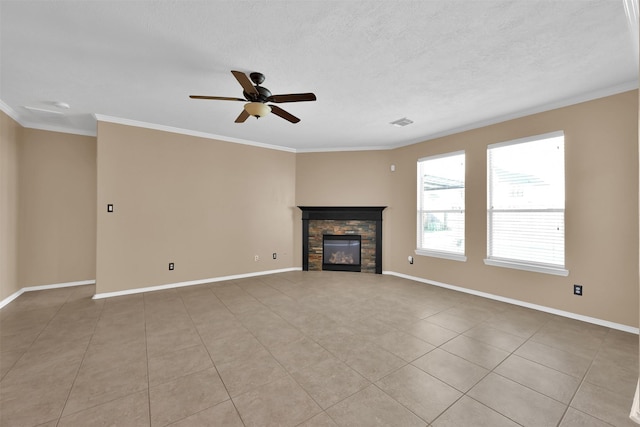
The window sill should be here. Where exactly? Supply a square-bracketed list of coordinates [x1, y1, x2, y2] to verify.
[483, 258, 569, 276]
[415, 249, 467, 262]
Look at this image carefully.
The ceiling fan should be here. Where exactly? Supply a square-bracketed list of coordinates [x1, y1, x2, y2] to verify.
[190, 70, 316, 123]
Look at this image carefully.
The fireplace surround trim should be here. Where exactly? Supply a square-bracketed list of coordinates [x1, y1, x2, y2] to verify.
[298, 206, 386, 274]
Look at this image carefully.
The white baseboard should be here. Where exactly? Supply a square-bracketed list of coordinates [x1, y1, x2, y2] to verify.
[631, 380, 640, 424]
[0, 269, 303, 307]
[383, 271, 639, 334]
[92, 267, 302, 300]
[0, 280, 96, 309]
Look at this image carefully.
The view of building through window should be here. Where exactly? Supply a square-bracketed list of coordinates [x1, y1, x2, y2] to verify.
[417, 152, 465, 258]
[416, 132, 565, 274]
[487, 132, 565, 269]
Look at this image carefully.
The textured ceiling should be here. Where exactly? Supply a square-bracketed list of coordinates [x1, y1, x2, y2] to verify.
[1, 1, 637, 152]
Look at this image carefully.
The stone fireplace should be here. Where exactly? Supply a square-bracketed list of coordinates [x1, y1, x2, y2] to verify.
[298, 206, 386, 274]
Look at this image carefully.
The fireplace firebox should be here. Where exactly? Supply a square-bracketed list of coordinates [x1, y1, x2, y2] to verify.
[323, 235, 361, 272]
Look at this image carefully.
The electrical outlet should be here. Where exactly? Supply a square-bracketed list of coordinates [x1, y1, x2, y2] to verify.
[408, 256, 414, 264]
[273, 253, 277, 259]
[573, 284, 582, 296]
[254, 255, 259, 262]
[169, 262, 174, 271]
[107, 204, 113, 213]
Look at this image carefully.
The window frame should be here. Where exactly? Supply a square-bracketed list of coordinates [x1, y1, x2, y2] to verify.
[416, 150, 467, 262]
[484, 131, 569, 276]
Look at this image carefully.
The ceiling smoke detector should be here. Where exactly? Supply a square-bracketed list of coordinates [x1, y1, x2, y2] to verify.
[390, 117, 413, 127]
[52, 101, 70, 109]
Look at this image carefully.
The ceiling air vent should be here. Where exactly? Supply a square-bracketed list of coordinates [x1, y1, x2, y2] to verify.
[390, 117, 413, 127]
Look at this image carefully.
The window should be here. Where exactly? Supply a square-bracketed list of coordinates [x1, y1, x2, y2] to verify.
[417, 151, 466, 261]
[486, 131, 568, 276]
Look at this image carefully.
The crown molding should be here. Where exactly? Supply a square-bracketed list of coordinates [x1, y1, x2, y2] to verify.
[4, 82, 637, 153]
[296, 82, 638, 153]
[0, 100, 21, 123]
[0, 99, 96, 137]
[387, 81, 640, 150]
[20, 121, 97, 137]
[94, 114, 297, 153]
[296, 144, 397, 153]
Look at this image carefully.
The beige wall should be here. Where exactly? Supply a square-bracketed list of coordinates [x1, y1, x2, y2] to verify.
[295, 150, 394, 268]
[95, 121, 297, 294]
[0, 112, 21, 300]
[0, 112, 96, 299]
[295, 150, 392, 207]
[297, 91, 639, 327]
[17, 128, 97, 288]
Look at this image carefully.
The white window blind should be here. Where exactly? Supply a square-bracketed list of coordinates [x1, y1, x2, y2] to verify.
[486, 131, 566, 275]
[417, 151, 465, 260]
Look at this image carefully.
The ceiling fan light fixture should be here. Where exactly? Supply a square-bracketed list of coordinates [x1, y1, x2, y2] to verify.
[244, 102, 271, 118]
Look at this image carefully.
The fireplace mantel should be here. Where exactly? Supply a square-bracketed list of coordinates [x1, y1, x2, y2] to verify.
[298, 206, 386, 274]
[298, 206, 386, 221]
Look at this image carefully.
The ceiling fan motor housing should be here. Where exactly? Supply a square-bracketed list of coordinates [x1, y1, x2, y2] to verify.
[243, 85, 272, 103]
[249, 72, 266, 85]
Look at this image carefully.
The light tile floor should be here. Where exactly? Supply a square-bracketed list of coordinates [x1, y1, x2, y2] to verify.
[0, 271, 638, 426]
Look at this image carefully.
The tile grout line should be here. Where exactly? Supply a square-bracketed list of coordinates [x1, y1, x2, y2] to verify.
[258, 303, 342, 424]
[560, 327, 619, 427]
[245, 278, 354, 424]
[247, 275, 394, 425]
[179, 283, 249, 427]
[457, 311, 552, 427]
[55, 285, 107, 426]
[410, 305, 552, 426]
[49, 294, 148, 424]
[268, 288, 368, 423]
[2, 289, 75, 388]
[287, 283, 454, 425]
[461, 314, 616, 427]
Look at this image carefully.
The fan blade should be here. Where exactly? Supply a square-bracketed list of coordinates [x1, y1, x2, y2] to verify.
[268, 93, 316, 103]
[189, 95, 245, 101]
[231, 70, 258, 95]
[235, 109, 250, 123]
[270, 105, 300, 123]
